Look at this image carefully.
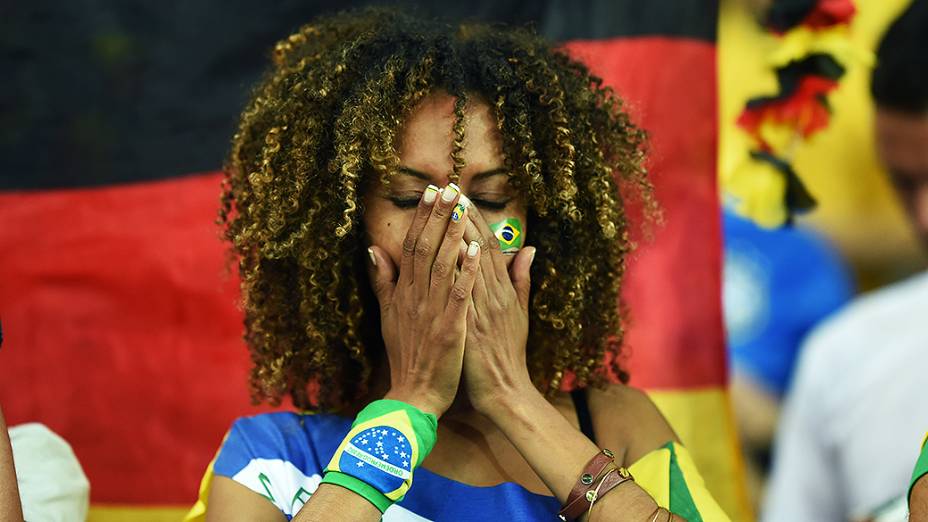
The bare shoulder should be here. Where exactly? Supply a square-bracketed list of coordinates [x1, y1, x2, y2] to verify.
[205, 475, 287, 522]
[587, 384, 680, 466]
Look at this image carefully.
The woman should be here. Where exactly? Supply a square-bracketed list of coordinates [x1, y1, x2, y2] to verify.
[188, 7, 728, 521]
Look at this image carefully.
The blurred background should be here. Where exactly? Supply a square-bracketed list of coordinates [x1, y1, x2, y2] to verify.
[1, 0, 925, 521]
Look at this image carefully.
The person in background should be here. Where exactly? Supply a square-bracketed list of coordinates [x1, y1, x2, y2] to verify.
[722, 209, 853, 502]
[762, 1, 928, 521]
[0, 400, 90, 521]
[8, 422, 90, 521]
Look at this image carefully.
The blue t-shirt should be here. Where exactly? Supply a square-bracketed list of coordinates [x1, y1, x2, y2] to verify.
[722, 210, 853, 397]
[211, 411, 560, 520]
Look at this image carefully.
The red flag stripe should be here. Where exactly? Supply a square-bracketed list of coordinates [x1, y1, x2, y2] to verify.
[564, 37, 726, 389]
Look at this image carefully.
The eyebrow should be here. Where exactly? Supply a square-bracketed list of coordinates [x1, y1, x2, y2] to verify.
[396, 166, 507, 182]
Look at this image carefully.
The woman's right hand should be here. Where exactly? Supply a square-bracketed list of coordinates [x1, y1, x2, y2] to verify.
[367, 183, 481, 418]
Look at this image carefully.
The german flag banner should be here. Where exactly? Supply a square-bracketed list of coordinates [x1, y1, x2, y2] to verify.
[0, 1, 748, 520]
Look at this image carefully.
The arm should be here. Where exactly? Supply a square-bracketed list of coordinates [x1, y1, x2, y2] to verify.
[460, 207, 700, 520]
[205, 476, 288, 522]
[202, 459, 381, 522]
[0, 404, 24, 522]
[293, 184, 478, 521]
[291, 483, 382, 522]
[912, 475, 928, 522]
[909, 436, 928, 522]
[207, 185, 475, 521]
[481, 385, 684, 521]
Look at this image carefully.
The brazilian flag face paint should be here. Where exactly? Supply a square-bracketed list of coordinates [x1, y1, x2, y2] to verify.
[490, 218, 523, 254]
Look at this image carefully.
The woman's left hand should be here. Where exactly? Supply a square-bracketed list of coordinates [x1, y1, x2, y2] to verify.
[461, 207, 537, 415]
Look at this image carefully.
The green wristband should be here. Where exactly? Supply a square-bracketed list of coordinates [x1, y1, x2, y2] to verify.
[321, 471, 394, 513]
[322, 399, 438, 512]
[909, 433, 928, 506]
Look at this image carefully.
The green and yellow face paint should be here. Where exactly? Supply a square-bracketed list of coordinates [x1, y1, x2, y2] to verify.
[490, 217, 523, 254]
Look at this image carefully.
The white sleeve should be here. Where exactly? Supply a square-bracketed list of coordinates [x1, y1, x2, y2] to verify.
[761, 337, 843, 522]
[10, 422, 90, 522]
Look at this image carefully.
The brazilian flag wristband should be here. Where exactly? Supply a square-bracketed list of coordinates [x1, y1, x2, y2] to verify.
[321, 399, 438, 513]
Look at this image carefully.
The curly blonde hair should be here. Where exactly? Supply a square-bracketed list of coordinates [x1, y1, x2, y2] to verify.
[220, 7, 657, 411]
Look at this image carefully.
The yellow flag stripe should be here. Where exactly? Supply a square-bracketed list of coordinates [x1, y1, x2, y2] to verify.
[673, 442, 732, 521]
[89, 506, 191, 522]
[628, 446, 671, 507]
[647, 388, 750, 521]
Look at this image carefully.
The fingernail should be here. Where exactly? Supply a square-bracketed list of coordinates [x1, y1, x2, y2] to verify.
[422, 185, 439, 205]
[529, 247, 536, 266]
[441, 182, 460, 203]
[367, 247, 377, 266]
[467, 240, 479, 257]
[451, 196, 470, 222]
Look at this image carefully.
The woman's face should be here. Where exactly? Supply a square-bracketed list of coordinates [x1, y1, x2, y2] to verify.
[362, 92, 528, 271]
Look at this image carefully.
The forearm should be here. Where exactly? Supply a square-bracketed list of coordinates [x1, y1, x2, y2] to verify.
[912, 475, 928, 522]
[293, 483, 381, 522]
[0, 405, 24, 522]
[484, 387, 679, 521]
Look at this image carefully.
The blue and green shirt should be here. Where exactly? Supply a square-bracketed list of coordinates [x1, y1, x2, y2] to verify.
[184, 412, 729, 521]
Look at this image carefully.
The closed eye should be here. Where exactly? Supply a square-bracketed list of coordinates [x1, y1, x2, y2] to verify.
[388, 196, 512, 210]
[388, 197, 420, 209]
[470, 198, 511, 211]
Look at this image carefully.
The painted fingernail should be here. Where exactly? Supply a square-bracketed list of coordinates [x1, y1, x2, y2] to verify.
[441, 182, 460, 203]
[451, 196, 470, 222]
[467, 240, 479, 257]
[422, 185, 439, 205]
[367, 247, 377, 266]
